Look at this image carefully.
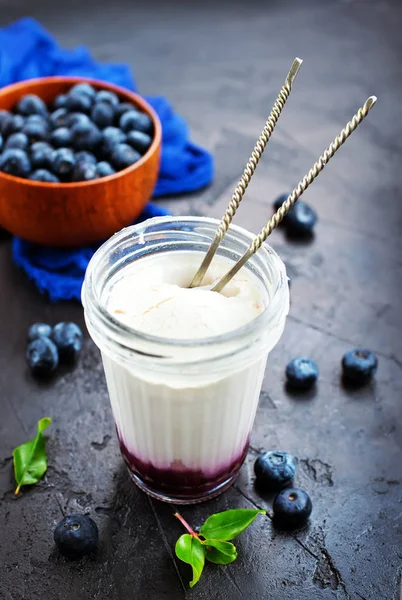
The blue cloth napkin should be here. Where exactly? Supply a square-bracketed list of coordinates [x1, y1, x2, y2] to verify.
[0, 18, 214, 301]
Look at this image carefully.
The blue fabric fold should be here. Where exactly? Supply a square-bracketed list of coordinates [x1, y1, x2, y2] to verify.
[0, 18, 214, 301]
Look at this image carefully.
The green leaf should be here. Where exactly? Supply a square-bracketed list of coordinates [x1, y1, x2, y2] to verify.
[175, 534, 206, 587]
[200, 509, 266, 541]
[202, 539, 238, 565]
[13, 417, 52, 495]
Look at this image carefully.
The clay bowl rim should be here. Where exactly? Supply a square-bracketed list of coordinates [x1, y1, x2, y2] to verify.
[0, 75, 162, 188]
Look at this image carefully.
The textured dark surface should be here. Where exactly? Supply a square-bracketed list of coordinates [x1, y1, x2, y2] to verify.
[1, 1, 402, 599]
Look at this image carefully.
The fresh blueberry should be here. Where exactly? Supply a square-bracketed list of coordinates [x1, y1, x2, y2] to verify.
[51, 127, 73, 148]
[273, 194, 317, 235]
[72, 160, 98, 182]
[52, 94, 68, 110]
[0, 133, 3, 152]
[21, 120, 49, 143]
[29, 169, 60, 183]
[286, 357, 319, 390]
[5, 114, 25, 136]
[51, 148, 76, 178]
[110, 143, 141, 170]
[91, 102, 115, 129]
[99, 126, 126, 157]
[65, 91, 93, 114]
[30, 142, 53, 170]
[273, 488, 312, 529]
[70, 83, 96, 100]
[71, 121, 101, 152]
[4, 132, 29, 151]
[49, 108, 69, 129]
[75, 150, 97, 165]
[95, 90, 119, 106]
[119, 110, 153, 134]
[66, 112, 91, 129]
[15, 94, 48, 117]
[254, 450, 296, 491]
[342, 349, 378, 383]
[273, 193, 289, 213]
[26, 114, 50, 129]
[0, 110, 13, 135]
[0, 149, 31, 178]
[27, 323, 52, 342]
[95, 161, 115, 178]
[114, 102, 135, 122]
[126, 130, 152, 155]
[53, 514, 98, 558]
[52, 322, 83, 362]
[26, 338, 59, 376]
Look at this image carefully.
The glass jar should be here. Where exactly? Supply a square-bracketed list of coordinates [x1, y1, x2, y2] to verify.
[82, 216, 289, 504]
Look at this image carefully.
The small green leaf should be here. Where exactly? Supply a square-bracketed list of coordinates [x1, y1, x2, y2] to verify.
[202, 539, 238, 565]
[175, 534, 206, 587]
[13, 417, 52, 495]
[200, 509, 266, 541]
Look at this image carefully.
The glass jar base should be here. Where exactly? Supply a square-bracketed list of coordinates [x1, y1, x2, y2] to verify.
[127, 467, 239, 505]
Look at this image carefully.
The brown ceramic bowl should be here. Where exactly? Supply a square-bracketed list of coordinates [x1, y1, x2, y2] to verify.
[0, 77, 161, 246]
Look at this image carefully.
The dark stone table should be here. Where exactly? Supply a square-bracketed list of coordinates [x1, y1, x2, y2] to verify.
[0, 1, 401, 598]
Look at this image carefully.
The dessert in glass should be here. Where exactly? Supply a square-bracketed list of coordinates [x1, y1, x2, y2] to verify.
[82, 216, 289, 504]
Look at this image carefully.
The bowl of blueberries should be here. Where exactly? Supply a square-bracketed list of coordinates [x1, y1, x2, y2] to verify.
[0, 77, 161, 246]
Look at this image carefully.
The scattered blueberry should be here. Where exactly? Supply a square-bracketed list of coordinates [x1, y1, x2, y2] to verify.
[91, 102, 115, 129]
[26, 337, 59, 376]
[71, 121, 101, 152]
[70, 83, 96, 100]
[286, 357, 319, 390]
[15, 94, 48, 117]
[254, 450, 296, 491]
[115, 102, 135, 121]
[273, 488, 312, 529]
[65, 91, 93, 114]
[126, 130, 152, 155]
[29, 169, 60, 183]
[100, 126, 126, 156]
[50, 127, 72, 148]
[273, 194, 317, 235]
[0, 149, 31, 178]
[119, 110, 153, 134]
[27, 323, 52, 342]
[30, 142, 53, 170]
[96, 90, 119, 106]
[4, 132, 29, 151]
[95, 161, 115, 177]
[52, 322, 83, 362]
[51, 148, 76, 178]
[52, 94, 68, 110]
[53, 514, 98, 558]
[75, 150, 97, 165]
[342, 349, 378, 383]
[110, 143, 141, 170]
[72, 160, 98, 182]
[49, 108, 69, 129]
[21, 120, 49, 143]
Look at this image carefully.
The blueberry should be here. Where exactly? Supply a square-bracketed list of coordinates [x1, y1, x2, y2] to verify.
[65, 91, 93, 114]
[53, 514, 98, 558]
[21, 120, 49, 143]
[119, 110, 153, 134]
[4, 132, 29, 151]
[75, 150, 97, 165]
[110, 143, 141, 170]
[26, 114, 50, 130]
[0, 133, 3, 152]
[96, 161, 115, 178]
[273, 193, 289, 213]
[27, 323, 52, 342]
[72, 160, 98, 182]
[29, 169, 60, 183]
[30, 142, 53, 170]
[115, 102, 135, 122]
[71, 121, 101, 152]
[51, 127, 72, 148]
[4, 114, 25, 136]
[96, 90, 119, 106]
[51, 148, 76, 177]
[126, 130, 152, 155]
[52, 322, 83, 362]
[273, 488, 312, 529]
[91, 102, 115, 129]
[52, 94, 68, 110]
[273, 194, 317, 235]
[66, 112, 91, 129]
[254, 450, 296, 491]
[342, 349, 378, 383]
[0, 110, 12, 135]
[0, 149, 31, 178]
[99, 126, 126, 157]
[26, 338, 59, 376]
[70, 83, 96, 100]
[16, 94, 48, 117]
[49, 108, 69, 129]
[286, 357, 318, 390]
